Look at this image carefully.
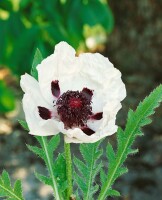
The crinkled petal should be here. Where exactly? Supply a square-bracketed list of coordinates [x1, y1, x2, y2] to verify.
[64, 128, 101, 143]
[21, 42, 126, 143]
[37, 42, 79, 104]
[21, 73, 50, 108]
[20, 74, 63, 136]
[37, 42, 126, 112]
[22, 94, 63, 136]
[64, 100, 121, 143]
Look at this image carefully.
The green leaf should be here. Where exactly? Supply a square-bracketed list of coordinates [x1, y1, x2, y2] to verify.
[98, 84, 162, 200]
[106, 143, 115, 164]
[34, 172, 52, 186]
[48, 135, 60, 157]
[2, 170, 11, 186]
[18, 120, 29, 131]
[74, 140, 103, 200]
[107, 189, 120, 197]
[53, 153, 67, 192]
[0, 80, 15, 113]
[127, 148, 139, 155]
[0, 170, 24, 200]
[74, 172, 87, 193]
[14, 180, 23, 199]
[100, 169, 107, 186]
[27, 136, 64, 199]
[26, 144, 44, 159]
[31, 48, 43, 80]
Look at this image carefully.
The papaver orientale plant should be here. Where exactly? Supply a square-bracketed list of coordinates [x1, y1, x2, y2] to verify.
[0, 42, 162, 200]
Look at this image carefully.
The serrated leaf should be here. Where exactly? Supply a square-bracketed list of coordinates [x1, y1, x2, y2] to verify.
[48, 135, 60, 156]
[14, 180, 23, 198]
[2, 171, 11, 187]
[107, 189, 120, 197]
[117, 127, 125, 143]
[91, 184, 99, 196]
[92, 161, 103, 180]
[74, 157, 87, 177]
[100, 169, 107, 185]
[75, 189, 81, 200]
[35, 136, 43, 146]
[18, 120, 29, 131]
[79, 144, 91, 165]
[74, 140, 103, 199]
[31, 48, 43, 80]
[127, 148, 139, 155]
[118, 167, 128, 176]
[98, 85, 162, 200]
[35, 172, 52, 186]
[74, 172, 87, 192]
[28, 136, 63, 199]
[0, 170, 24, 200]
[127, 109, 134, 120]
[26, 144, 44, 159]
[106, 143, 115, 163]
[53, 153, 67, 193]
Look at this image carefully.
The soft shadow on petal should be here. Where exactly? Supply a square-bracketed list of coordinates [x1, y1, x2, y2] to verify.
[64, 136, 83, 143]
[78, 53, 126, 102]
[64, 128, 101, 143]
[65, 101, 122, 143]
[22, 93, 63, 136]
[20, 73, 50, 108]
[21, 74, 61, 136]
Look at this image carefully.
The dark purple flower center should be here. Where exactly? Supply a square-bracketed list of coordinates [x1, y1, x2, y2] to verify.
[56, 90, 92, 128]
[38, 80, 103, 136]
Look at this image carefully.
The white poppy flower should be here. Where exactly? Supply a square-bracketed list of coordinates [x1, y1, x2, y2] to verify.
[20, 41, 126, 143]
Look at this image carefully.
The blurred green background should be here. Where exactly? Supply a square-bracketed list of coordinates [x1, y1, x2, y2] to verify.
[0, 0, 162, 200]
[0, 0, 114, 113]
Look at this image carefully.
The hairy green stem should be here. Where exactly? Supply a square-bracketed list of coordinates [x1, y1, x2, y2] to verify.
[41, 137, 61, 200]
[64, 140, 73, 199]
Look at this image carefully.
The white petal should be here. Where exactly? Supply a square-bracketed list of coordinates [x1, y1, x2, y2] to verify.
[64, 100, 121, 143]
[77, 53, 126, 102]
[20, 73, 50, 108]
[64, 136, 82, 143]
[21, 42, 126, 143]
[37, 41, 78, 104]
[64, 128, 100, 143]
[37, 42, 126, 110]
[22, 93, 63, 136]
[20, 74, 63, 136]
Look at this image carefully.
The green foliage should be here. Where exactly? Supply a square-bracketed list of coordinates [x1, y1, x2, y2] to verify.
[31, 48, 43, 80]
[0, 0, 114, 76]
[74, 140, 103, 200]
[27, 135, 66, 199]
[98, 84, 162, 200]
[18, 44, 162, 199]
[19, 81, 162, 200]
[0, 170, 24, 200]
[19, 118, 66, 199]
[18, 120, 29, 131]
[0, 80, 15, 113]
[23, 46, 67, 197]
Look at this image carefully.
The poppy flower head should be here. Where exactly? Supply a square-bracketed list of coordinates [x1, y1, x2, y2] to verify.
[20, 41, 126, 143]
